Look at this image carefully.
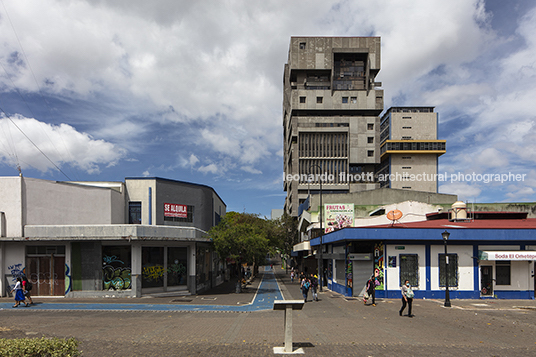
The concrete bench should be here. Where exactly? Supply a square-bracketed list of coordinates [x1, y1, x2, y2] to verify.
[273, 300, 305, 354]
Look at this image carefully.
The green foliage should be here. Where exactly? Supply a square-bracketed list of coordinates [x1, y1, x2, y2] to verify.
[272, 212, 299, 260]
[0, 337, 80, 357]
[209, 212, 270, 267]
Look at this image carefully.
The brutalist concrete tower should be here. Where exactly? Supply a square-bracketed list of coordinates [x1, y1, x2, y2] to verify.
[283, 37, 383, 216]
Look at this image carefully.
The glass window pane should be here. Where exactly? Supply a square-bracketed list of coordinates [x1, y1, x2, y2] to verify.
[167, 247, 188, 286]
[399, 254, 418, 287]
[142, 247, 164, 288]
[102, 246, 132, 290]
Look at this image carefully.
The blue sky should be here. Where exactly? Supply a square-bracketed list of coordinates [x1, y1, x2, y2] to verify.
[1, 0, 535, 218]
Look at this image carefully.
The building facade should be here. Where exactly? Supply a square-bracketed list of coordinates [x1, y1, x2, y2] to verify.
[0, 176, 226, 298]
[310, 211, 536, 300]
[378, 107, 446, 192]
[283, 37, 383, 216]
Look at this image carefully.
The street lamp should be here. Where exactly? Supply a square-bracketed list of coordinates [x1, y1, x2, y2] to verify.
[442, 230, 451, 307]
[309, 164, 323, 292]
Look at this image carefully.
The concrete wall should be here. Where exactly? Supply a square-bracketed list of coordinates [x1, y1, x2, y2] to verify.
[390, 154, 438, 192]
[0, 176, 23, 237]
[24, 178, 124, 226]
[390, 112, 437, 140]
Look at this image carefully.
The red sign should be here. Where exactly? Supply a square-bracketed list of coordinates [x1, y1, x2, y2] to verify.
[164, 203, 187, 218]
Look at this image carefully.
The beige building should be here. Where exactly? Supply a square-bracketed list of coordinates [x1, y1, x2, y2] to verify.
[378, 107, 446, 192]
[283, 37, 384, 216]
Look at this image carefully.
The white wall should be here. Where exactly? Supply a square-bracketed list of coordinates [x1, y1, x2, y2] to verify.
[430, 245, 474, 291]
[385, 244, 426, 291]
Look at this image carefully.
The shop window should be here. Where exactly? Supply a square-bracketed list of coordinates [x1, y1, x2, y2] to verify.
[129, 201, 141, 224]
[496, 261, 511, 285]
[102, 246, 132, 290]
[399, 254, 418, 287]
[439, 253, 458, 287]
[142, 247, 164, 288]
[168, 247, 188, 286]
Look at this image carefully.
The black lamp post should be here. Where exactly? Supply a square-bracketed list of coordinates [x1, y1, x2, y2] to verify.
[442, 230, 451, 307]
[309, 164, 323, 292]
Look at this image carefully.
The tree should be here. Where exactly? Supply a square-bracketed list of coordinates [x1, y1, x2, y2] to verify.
[273, 212, 299, 271]
[209, 212, 270, 293]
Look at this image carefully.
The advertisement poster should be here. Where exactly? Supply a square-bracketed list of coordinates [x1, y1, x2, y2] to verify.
[164, 203, 188, 218]
[324, 204, 354, 233]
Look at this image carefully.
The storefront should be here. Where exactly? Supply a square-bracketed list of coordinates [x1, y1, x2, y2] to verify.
[311, 215, 536, 300]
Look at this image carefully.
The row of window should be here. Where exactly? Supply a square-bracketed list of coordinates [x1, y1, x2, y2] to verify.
[399, 254, 512, 287]
[299, 96, 360, 104]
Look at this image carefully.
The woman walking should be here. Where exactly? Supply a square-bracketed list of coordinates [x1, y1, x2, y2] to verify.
[399, 279, 414, 317]
[10, 277, 29, 308]
[300, 277, 310, 303]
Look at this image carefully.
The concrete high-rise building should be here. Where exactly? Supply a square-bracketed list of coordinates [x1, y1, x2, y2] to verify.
[283, 37, 384, 216]
[378, 107, 446, 192]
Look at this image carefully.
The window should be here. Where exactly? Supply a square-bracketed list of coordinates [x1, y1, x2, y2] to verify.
[128, 201, 141, 224]
[299, 42, 306, 49]
[402, 126, 412, 129]
[402, 116, 412, 119]
[402, 186, 412, 189]
[317, 97, 323, 104]
[496, 261, 511, 285]
[102, 246, 131, 290]
[439, 253, 458, 287]
[401, 136, 412, 140]
[342, 97, 348, 103]
[367, 123, 374, 130]
[351, 97, 357, 103]
[402, 166, 411, 169]
[402, 156, 412, 159]
[399, 254, 418, 287]
[299, 96, 306, 103]
[367, 150, 374, 157]
[367, 137, 374, 144]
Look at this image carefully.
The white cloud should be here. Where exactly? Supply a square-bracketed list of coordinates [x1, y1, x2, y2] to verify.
[0, 115, 125, 175]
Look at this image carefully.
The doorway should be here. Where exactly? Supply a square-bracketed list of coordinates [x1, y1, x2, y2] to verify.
[480, 265, 493, 296]
[26, 246, 66, 296]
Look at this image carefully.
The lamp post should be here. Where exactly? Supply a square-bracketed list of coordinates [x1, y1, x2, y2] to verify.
[442, 230, 451, 307]
[309, 164, 323, 292]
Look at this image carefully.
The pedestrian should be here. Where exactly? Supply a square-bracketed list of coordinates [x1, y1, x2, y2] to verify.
[10, 277, 29, 308]
[399, 279, 414, 317]
[364, 275, 376, 306]
[300, 277, 310, 303]
[290, 270, 295, 283]
[310, 274, 318, 301]
[22, 275, 33, 305]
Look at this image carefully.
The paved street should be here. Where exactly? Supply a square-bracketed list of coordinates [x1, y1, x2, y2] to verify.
[1, 267, 536, 356]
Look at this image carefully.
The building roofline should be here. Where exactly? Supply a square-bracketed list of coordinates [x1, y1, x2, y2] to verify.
[124, 177, 226, 206]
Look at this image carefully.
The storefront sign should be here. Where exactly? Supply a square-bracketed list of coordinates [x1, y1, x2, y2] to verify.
[164, 203, 188, 218]
[348, 253, 371, 261]
[324, 203, 354, 233]
[479, 251, 536, 261]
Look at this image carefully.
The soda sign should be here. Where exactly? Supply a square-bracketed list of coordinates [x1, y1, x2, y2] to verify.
[164, 203, 187, 218]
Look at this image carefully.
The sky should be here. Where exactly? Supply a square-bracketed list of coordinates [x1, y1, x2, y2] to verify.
[1, 0, 535, 218]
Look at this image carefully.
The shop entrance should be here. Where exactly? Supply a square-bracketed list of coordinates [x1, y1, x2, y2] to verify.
[480, 265, 493, 296]
[26, 246, 65, 296]
[141, 246, 188, 293]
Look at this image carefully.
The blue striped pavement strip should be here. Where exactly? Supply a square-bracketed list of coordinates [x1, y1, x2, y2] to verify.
[0, 270, 283, 313]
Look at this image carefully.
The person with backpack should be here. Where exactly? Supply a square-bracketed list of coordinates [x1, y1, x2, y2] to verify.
[300, 277, 310, 303]
[22, 275, 33, 305]
[364, 275, 377, 306]
[310, 274, 318, 301]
